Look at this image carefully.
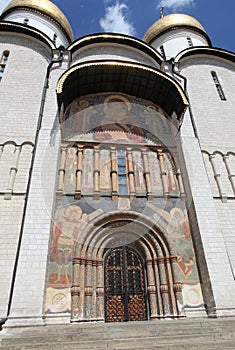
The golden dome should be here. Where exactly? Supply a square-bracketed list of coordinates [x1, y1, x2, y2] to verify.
[1, 0, 73, 42]
[143, 13, 206, 44]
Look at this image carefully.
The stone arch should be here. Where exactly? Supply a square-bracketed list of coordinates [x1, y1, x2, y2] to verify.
[71, 212, 185, 322]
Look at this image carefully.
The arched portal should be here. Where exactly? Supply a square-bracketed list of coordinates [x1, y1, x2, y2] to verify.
[105, 245, 148, 322]
[71, 213, 185, 322]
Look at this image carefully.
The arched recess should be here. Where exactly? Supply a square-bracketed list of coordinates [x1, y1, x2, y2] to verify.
[71, 212, 185, 322]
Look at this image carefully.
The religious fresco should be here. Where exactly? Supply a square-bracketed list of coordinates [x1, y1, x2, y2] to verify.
[133, 150, 147, 195]
[164, 153, 179, 196]
[62, 93, 175, 146]
[147, 203, 197, 281]
[63, 147, 77, 194]
[45, 203, 103, 314]
[99, 149, 112, 194]
[45, 197, 203, 314]
[147, 151, 163, 196]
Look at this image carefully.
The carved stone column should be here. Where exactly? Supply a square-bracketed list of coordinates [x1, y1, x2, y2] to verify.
[96, 260, 104, 321]
[173, 152, 186, 200]
[71, 258, 81, 321]
[153, 259, 164, 316]
[223, 155, 235, 195]
[110, 147, 118, 200]
[5, 145, 21, 200]
[158, 151, 170, 200]
[56, 146, 67, 199]
[171, 256, 185, 316]
[91, 260, 97, 320]
[165, 257, 177, 316]
[146, 259, 158, 319]
[84, 259, 93, 320]
[93, 146, 100, 200]
[127, 148, 136, 200]
[142, 148, 153, 200]
[78, 258, 86, 320]
[75, 146, 83, 199]
[0, 145, 4, 161]
[210, 154, 227, 202]
[158, 256, 170, 316]
[71, 286, 81, 321]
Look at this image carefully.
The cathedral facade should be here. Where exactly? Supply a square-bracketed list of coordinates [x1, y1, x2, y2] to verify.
[0, 0, 235, 328]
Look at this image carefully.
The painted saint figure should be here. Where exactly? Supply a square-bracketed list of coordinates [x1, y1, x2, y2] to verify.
[51, 206, 87, 285]
[95, 95, 145, 143]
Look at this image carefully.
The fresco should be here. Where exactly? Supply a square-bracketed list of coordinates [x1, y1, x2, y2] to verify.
[63, 93, 175, 146]
[45, 197, 203, 314]
[45, 203, 102, 313]
[48, 206, 87, 286]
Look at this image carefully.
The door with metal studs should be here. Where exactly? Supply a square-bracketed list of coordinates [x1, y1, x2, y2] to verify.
[105, 245, 148, 322]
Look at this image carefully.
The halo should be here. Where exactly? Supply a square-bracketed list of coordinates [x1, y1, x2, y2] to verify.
[65, 205, 82, 219]
[104, 94, 131, 111]
[79, 100, 89, 109]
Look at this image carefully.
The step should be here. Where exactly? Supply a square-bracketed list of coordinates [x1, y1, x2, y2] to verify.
[1, 318, 235, 350]
[1, 338, 235, 350]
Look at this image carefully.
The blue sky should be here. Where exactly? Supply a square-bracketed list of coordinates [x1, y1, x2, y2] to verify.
[0, 0, 234, 52]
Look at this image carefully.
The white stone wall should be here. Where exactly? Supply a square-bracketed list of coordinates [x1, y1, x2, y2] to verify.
[0, 35, 51, 143]
[6, 60, 64, 327]
[179, 56, 235, 315]
[0, 197, 24, 318]
[150, 29, 209, 60]
[3, 10, 69, 47]
[0, 34, 52, 321]
[181, 58, 235, 151]
[72, 43, 160, 68]
[215, 200, 235, 275]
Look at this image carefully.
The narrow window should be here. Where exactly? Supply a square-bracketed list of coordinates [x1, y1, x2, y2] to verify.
[117, 149, 128, 195]
[23, 18, 29, 25]
[160, 45, 166, 60]
[53, 34, 57, 45]
[187, 37, 193, 47]
[211, 71, 226, 100]
[0, 51, 9, 82]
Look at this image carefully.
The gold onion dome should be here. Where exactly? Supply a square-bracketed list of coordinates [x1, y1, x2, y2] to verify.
[1, 0, 73, 42]
[143, 13, 206, 44]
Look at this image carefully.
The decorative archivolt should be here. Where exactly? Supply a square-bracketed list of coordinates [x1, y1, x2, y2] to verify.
[71, 212, 184, 322]
[74, 211, 171, 257]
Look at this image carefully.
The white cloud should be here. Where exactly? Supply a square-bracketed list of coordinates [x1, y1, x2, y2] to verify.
[0, 0, 11, 14]
[100, 1, 136, 36]
[156, 0, 195, 11]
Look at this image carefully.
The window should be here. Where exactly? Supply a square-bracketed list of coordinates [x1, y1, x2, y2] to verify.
[187, 37, 193, 47]
[160, 45, 166, 60]
[0, 51, 9, 82]
[117, 149, 128, 195]
[53, 34, 57, 45]
[211, 71, 226, 100]
[23, 18, 29, 25]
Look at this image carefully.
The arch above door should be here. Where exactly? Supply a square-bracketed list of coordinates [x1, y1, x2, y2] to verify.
[71, 213, 185, 322]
